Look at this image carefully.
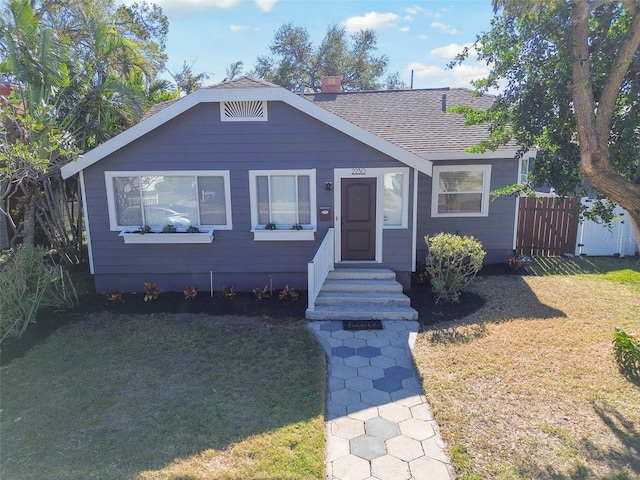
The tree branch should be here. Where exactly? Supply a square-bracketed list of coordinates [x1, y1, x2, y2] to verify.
[596, 0, 640, 137]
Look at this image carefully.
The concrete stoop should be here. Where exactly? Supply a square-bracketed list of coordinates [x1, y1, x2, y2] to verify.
[306, 268, 418, 321]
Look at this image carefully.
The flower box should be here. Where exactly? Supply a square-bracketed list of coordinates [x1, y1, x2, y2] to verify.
[119, 227, 214, 244]
[251, 227, 316, 241]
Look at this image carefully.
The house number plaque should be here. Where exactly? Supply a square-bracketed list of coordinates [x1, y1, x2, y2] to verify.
[351, 168, 367, 175]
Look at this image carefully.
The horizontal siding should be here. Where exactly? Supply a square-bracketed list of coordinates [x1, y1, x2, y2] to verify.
[416, 159, 519, 265]
[85, 101, 413, 292]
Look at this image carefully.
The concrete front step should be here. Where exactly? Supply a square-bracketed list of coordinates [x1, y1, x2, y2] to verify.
[327, 268, 397, 280]
[315, 290, 411, 306]
[320, 278, 403, 292]
[305, 268, 418, 321]
[306, 304, 419, 321]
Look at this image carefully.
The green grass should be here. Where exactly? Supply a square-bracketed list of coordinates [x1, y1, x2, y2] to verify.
[0, 314, 326, 480]
[528, 255, 640, 276]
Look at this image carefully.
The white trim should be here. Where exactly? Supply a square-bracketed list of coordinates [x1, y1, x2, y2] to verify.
[248, 169, 317, 237]
[412, 170, 418, 272]
[431, 164, 492, 218]
[120, 228, 214, 244]
[104, 170, 232, 231]
[251, 228, 316, 241]
[79, 171, 94, 274]
[61, 86, 432, 179]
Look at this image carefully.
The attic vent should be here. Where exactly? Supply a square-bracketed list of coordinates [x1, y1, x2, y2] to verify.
[221, 100, 268, 121]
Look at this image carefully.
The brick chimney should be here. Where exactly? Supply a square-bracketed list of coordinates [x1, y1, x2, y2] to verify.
[321, 76, 342, 93]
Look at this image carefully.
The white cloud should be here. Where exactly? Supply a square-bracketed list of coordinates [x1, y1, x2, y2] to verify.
[405, 62, 445, 79]
[343, 11, 399, 33]
[399, 26, 410, 33]
[430, 43, 474, 60]
[230, 24, 253, 32]
[255, 0, 277, 12]
[451, 63, 491, 86]
[405, 6, 441, 18]
[430, 21, 461, 35]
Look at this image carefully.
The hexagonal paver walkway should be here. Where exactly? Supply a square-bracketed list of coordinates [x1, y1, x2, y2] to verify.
[308, 320, 455, 480]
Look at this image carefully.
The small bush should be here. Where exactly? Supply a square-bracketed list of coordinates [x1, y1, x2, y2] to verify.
[106, 291, 124, 303]
[0, 246, 77, 343]
[252, 286, 269, 301]
[162, 224, 177, 233]
[222, 285, 236, 300]
[183, 285, 198, 300]
[143, 282, 160, 302]
[424, 233, 486, 303]
[279, 285, 299, 302]
[613, 327, 640, 381]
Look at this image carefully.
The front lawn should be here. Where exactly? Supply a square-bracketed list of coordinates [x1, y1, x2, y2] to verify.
[0, 314, 326, 480]
[413, 256, 640, 479]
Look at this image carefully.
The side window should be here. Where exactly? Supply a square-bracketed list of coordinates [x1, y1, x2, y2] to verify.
[383, 172, 408, 228]
[432, 165, 491, 217]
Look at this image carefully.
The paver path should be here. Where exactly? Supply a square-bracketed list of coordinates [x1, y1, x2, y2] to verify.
[308, 320, 456, 480]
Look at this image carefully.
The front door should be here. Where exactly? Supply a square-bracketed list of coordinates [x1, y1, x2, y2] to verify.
[341, 177, 376, 260]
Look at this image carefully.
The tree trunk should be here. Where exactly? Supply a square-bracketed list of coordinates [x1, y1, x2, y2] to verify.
[571, 0, 640, 255]
[21, 194, 36, 246]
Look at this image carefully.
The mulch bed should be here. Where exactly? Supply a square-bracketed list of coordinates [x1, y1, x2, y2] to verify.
[1, 264, 524, 365]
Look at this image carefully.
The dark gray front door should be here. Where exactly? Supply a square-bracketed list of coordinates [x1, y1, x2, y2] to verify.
[341, 177, 376, 260]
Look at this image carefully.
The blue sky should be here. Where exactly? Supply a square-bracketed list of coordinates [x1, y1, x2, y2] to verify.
[136, 0, 496, 89]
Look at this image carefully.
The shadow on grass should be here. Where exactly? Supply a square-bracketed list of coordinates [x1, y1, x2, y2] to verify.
[0, 314, 325, 480]
[426, 275, 566, 345]
[527, 255, 640, 276]
[515, 403, 640, 480]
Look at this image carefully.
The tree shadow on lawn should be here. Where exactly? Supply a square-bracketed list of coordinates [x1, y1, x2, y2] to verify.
[0, 314, 326, 480]
[515, 402, 640, 480]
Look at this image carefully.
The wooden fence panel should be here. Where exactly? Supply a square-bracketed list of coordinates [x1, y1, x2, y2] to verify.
[516, 197, 579, 256]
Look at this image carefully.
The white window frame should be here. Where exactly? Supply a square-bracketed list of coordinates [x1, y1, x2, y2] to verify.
[249, 169, 317, 241]
[431, 165, 491, 217]
[105, 170, 232, 231]
[382, 169, 410, 229]
[519, 156, 534, 184]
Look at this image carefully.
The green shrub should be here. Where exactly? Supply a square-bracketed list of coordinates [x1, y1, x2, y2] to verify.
[424, 233, 486, 303]
[0, 246, 77, 344]
[613, 327, 640, 381]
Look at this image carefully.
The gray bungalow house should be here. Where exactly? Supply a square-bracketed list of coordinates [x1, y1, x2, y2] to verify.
[61, 76, 525, 318]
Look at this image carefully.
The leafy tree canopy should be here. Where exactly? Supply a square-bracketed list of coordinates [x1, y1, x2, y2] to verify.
[252, 23, 405, 92]
[0, 0, 172, 252]
[451, 0, 640, 238]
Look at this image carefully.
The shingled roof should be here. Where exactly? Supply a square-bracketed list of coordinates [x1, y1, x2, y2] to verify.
[142, 77, 513, 157]
[304, 88, 511, 156]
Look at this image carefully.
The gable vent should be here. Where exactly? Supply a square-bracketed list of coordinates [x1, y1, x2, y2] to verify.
[221, 100, 268, 121]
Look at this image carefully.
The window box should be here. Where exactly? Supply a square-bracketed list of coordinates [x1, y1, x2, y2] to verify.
[119, 227, 214, 244]
[251, 227, 316, 241]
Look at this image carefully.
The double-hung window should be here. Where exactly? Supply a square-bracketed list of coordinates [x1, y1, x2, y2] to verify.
[105, 171, 232, 230]
[249, 169, 316, 240]
[432, 165, 491, 217]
